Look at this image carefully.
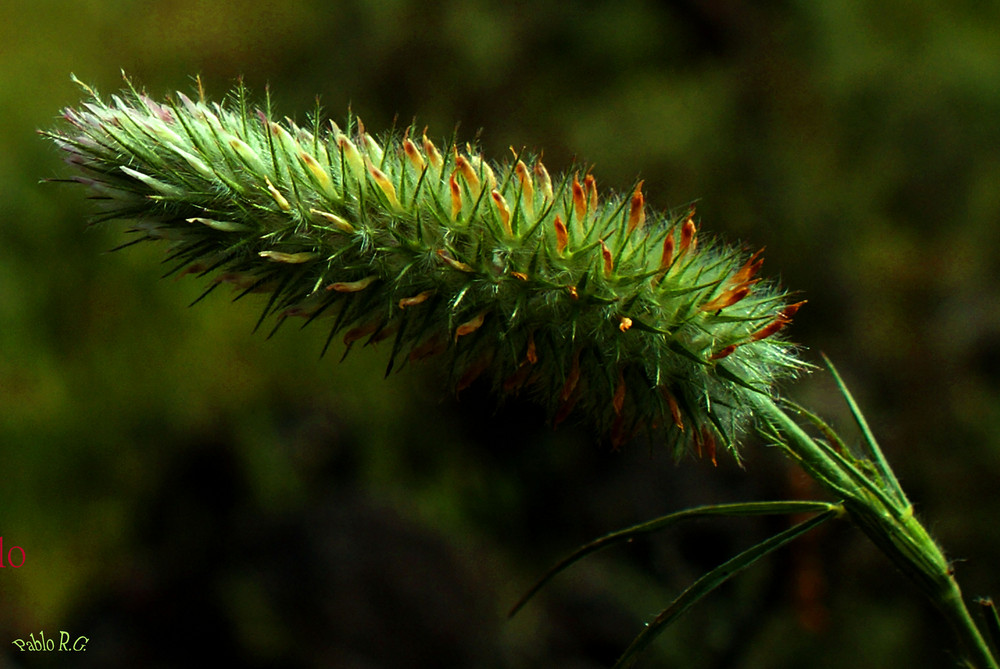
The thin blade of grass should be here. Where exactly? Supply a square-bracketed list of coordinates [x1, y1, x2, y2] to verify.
[776, 398, 905, 520]
[508, 500, 838, 618]
[614, 508, 839, 668]
[821, 353, 907, 505]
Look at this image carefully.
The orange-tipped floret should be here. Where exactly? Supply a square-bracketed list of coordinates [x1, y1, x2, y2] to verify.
[455, 153, 481, 195]
[514, 160, 534, 214]
[491, 190, 513, 236]
[700, 285, 752, 313]
[554, 215, 569, 254]
[613, 370, 627, 416]
[422, 128, 443, 170]
[584, 174, 598, 214]
[455, 311, 487, 340]
[731, 248, 765, 286]
[750, 300, 806, 342]
[572, 172, 587, 224]
[449, 173, 462, 220]
[628, 181, 646, 235]
[658, 235, 675, 277]
[533, 159, 553, 201]
[402, 135, 425, 172]
[600, 240, 614, 276]
[679, 209, 697, 257]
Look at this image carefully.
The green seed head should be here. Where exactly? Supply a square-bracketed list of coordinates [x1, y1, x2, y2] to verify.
[45, 77, 805, 459]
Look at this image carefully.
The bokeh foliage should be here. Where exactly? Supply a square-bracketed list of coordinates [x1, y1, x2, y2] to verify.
[3, 1, 1000, 666]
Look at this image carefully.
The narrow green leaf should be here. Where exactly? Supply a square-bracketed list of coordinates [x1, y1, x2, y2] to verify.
[821, 353, 908, 506]
[508, 500, 839, 618]
[614, 508, 839, 668]
[781, 398, 850, 456]
[765, 397, 911, 519]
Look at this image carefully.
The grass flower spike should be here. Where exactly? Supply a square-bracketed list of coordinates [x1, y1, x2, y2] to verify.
[45, 76, 803, 456]
[47, 77, 1000, 668]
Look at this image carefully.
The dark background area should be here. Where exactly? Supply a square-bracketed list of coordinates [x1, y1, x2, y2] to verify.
[3, 1, 1000, 667]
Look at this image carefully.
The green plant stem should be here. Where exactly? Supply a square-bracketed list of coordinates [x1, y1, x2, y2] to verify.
[759, 396, 998, 669]
[939, 577, 1000, 669]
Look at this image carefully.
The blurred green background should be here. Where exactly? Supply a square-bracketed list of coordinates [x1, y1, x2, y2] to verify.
[4, 1, 1000, 667]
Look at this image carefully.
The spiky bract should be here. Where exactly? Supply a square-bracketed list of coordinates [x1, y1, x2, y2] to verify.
[45, 77, 804, 458]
